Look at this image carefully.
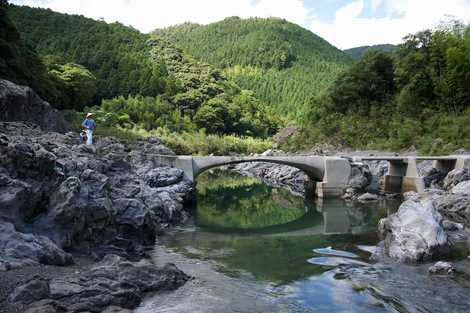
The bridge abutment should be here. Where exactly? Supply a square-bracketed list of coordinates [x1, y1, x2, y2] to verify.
[315, 157, 351, 198]
[384, 158, 425, 193]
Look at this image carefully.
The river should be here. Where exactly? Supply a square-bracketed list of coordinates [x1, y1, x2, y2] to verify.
[137, 169, 470, 313]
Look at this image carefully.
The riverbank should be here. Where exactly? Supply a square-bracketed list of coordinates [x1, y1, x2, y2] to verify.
[0, 118, 195, 311]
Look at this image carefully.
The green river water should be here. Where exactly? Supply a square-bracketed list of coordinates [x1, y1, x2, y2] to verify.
[137, 170, 470, 313]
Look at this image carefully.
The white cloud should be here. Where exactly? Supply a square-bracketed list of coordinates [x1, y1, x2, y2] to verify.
[11, 0, 470, 49]
[308, 0, 470, 49]
[13, 0, 310, 32]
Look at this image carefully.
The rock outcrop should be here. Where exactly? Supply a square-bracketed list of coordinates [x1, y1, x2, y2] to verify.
[0, 79, 69, 133]
[443, 169, 470, 191]
[0, 121, 193, 269]
[0, 222, 73, 271]
[378, 199, 449, 262]
[9, 255, 190, 312]
[428, 261, 455, 275]
[233, 150, 309, 195]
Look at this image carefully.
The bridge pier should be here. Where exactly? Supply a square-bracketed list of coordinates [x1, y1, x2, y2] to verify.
[154, 154, 469, 197]
[315, 157, 351, 198]
[384, 158, 424, 194]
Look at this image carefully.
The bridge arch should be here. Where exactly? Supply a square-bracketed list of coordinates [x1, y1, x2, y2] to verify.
[155, 155, 351, 198]
[192, 156, 326, 182]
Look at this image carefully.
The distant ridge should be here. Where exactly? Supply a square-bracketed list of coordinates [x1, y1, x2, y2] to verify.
[344, 44, 395, 59]
[154, 17, 352, 118]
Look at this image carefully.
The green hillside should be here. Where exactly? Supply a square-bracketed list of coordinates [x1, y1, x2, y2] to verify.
[8, 4, 172, 103]
[344, 44, 396, 59]
[7, 5, 278, 138]
[154, 17, 352, 118]
[0, 2, 54, 99]
[284, 23, 470, 154]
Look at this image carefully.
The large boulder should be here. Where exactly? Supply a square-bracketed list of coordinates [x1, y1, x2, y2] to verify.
[435, 193, 470, 226]
[11, 255, 190, 313]
[348, 163, 373, 191]
[378, 200, 449, 262]
[443, 169, 470, 191]
[451, 181, 470, 195]
[0, 79, 69, 133]
[0, 222, 73, 271]
[272, 126, 297, 148]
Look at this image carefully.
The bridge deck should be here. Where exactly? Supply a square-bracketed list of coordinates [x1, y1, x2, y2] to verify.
[353, 156, 460, 161]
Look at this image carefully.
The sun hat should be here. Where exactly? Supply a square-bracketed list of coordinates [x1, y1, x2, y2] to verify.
[86, 113, 94, 118]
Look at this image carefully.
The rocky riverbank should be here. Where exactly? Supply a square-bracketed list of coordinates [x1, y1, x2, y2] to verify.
[0, 79, 197, 312]
[0, 120, 196, 312]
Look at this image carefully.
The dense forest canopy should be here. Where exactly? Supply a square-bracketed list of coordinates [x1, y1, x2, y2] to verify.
[284, 21, 470, 154]
[2, 1, 469, 154]
[5, 4, 279, 138]
[0, 1, 55, 100]
[154, 17, 352, 118]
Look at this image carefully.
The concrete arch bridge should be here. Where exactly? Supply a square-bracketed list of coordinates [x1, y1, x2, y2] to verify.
[154, 154, 470, 198]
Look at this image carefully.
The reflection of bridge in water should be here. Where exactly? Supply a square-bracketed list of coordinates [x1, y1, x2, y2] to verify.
[261, 198, 399, 238]
[193, 196, 397, 238]
[155, 154, 470, 198]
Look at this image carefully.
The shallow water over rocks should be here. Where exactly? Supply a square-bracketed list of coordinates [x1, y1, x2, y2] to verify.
[138, 170, 470, 313]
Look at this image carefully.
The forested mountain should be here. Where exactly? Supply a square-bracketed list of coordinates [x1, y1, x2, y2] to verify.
[6, 4, 278, 137]
[0, 1, 54, 100]
[154, 17, 352, 118]
[8, 5, 173, 103]
[284, 22, 470, 154]
[344, 44, 395, 59]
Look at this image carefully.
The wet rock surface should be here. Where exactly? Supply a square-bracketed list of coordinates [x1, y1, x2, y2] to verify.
[9, 255, 190, 313]
[0, 121, 194, 270]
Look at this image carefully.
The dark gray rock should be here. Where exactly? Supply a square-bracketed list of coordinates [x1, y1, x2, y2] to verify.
[0, 79, 69, 133]
[145, 167, 183, 188]
[442, 219, 464, 231]
[0, 222, 73, 270]
[0, 121, 193, 268]
[147, 136, 162, 145]
[8, 276, 50, 305]
[423, 168, 447, 188]
[428, 261, 455, 275]
[443, 169, 470, 191]
[451, 181, 470, 195]
[348, 162, 373, 191]
[435, 194, 470, 226]
[378, 200, 449, 262]
[234, 159, 308, 196]
[357, 193, 378, 202]
[12, 255, 189, 313]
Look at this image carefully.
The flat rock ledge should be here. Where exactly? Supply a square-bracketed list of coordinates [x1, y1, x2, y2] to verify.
[9, 255, 190, 313]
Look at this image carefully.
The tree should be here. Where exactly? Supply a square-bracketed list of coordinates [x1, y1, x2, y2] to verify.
[328, 51, 395, 114]
[48, 63, 97, 110]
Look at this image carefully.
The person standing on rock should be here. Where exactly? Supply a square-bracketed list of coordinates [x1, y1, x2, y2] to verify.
[81, 113, 96, 145]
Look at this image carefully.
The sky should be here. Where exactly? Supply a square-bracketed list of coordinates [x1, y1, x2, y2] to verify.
[10, 0, 470, 49]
